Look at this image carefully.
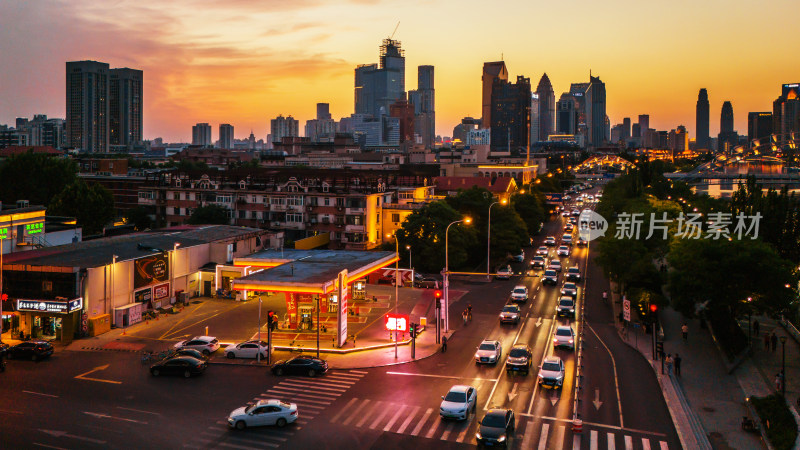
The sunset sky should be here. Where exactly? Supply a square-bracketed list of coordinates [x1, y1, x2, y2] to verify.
[1, 0, 798, 143]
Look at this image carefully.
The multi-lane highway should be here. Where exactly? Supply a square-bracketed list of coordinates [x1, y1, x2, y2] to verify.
[0, 198, 680, 449]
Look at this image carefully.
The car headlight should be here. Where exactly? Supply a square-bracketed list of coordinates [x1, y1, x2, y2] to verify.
[538, 373, 544, 378]
[475, 353, 481, 358]
[498, 435, 506, 442]
[475, 432, 482, 439]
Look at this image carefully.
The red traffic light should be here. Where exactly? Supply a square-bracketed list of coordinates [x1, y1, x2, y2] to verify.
[434, 290, 442, 299]
[649, 304, 658, 312]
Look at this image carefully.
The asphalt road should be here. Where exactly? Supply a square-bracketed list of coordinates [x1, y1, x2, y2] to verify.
[0, 196, 681, 449]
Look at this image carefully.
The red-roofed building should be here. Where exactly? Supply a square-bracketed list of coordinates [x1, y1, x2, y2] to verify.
[433, 176, 517, 202]
[0, 146, 64, 158]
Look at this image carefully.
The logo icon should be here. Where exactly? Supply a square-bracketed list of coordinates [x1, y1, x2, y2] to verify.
[578, 210, 608, 241]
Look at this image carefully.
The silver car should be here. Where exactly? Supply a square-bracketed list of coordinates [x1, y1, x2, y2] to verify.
[553, 325, 575, 350]
[475, 340, 502, 365]
[440, 385, 477, 420]
[499, 305, 521, 324]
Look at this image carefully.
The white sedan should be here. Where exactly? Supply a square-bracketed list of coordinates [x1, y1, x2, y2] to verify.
[557, 245, 570, 257]
[173, 336, 220, 356]
[440, 385, 477, 420]
[224, 341, 269, 359]
[228, 399, 298, 430]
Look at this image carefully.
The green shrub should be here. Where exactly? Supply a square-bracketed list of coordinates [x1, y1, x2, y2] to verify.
[751, 394, 797, 450]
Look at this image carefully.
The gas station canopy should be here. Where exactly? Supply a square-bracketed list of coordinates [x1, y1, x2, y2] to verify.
[231, 249, 398, 294]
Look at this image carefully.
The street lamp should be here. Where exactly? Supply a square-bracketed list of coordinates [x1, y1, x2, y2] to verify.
[780, 335, 788, 396]
[406, 245, 412, 271]
[172, 242, 181, 302]
[387, 233, 400, 358]
[746, 297, 753, 345]
[257, 295, 262, 362]
[445, 217, 472, 333]
[487, 199, 507, 280]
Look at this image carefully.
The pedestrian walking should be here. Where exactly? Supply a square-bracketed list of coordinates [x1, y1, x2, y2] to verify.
[462, 310, 468, 326]
[771, 332, 778, 352]
[441, 335, 448, 353]
[665, 354, 674, 375]
[681, 323, 689, 342]
[775, 373, 783, 392]
[753, 319, 760, 337]
[764, 333, 771, 350]
[674, 353, 682, 376]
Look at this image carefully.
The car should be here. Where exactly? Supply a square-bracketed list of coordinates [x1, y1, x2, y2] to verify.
[440, 385, 477, 420]
[499, 304, 521, 324]
[475, 339, 502, 365]
[271, 355, 328, 377]
[509, 286, 528, 303]
[512, 250, 525, 262]
[542, 269, 558, 285]
[495, 265, 513, 280]
[536, 246, 549, 256]
[538, 356, 565, 389]
[595, 192, 603, 199]
[415, 276, 440, 289]
[564, 223, 574, 232]
[224, 341, 269, 359]
[544, 236, 557, 246]
[556, 297, 576, 318]
[565, 267, 582, 282]
[576, 236, 588, 246]
[173, 336, 220, 356]
[170, 348, 208, 361]
[547, 260, 562, 272]
[150, 355, 207, 377]
[530, 256, 546, 269]
[553, 326, 576, 350]
[0, 341, 8, 358]
[561, 234, 573, 245]
[6, 340, 54, 361]
[571, 209, 580, 216]
[556, 245, 570, 257]
[476, 408, 515, 447]
[586, 194, 594, 201]
[505, 344, 532, 375]
[560, 282, 578, 298]
[564, 195, 571, 201]
[561, 210, 570, 217]
[569, 216, 578, 225]
[228, 399, 298, 430]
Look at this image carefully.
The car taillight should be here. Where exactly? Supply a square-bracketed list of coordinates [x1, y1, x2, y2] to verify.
[291, 411, 298, 416]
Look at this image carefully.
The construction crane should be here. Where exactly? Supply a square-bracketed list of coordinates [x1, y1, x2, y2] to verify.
[389, 21, 400, 40]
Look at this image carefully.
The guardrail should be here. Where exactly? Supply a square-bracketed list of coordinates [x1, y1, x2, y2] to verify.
[573, 282, 586, 422]
[778, 317, 800, 345]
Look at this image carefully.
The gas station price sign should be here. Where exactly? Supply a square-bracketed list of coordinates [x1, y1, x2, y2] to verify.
[385, 313, 409, 332]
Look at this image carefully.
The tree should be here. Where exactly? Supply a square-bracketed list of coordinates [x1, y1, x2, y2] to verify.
[49, 180, 115, 235]
[512, 190, 545, 236]
[187, 205, 230, 225]
[0, 152, 78, 206]
[124, 206, 153, 231]
[488, 206, 529, 265]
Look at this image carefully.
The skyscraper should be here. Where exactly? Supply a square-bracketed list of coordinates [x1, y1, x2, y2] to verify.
[192, 123, 212, 146]
[481, 61, 508, 129]
[66, 60, 110, 152]
[219, 124, 234, 149]
[354, 39, 406, 117]
[109, 68, 143, 149]
[530, 93, 540, 144]
[773, 83, 800, 138]
[410, 65, 435, 148]
[748, 112, 773, 142]
[535, 74, 555, 141]
[622, 118, 631, 140]
[585, 74, 607, 147]
[316, 103, 331, 120]
[638, 115, 649, 137]
[556, 94, 577, 135]
[389, 97, 415, 143]
[695, 88, 710, 150]
[490, 75, 531, 153]
[270, 115, 299, 144]
[718, 101, 737, 152]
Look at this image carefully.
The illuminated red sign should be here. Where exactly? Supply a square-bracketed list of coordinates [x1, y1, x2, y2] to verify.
[385, 313, 409, 332]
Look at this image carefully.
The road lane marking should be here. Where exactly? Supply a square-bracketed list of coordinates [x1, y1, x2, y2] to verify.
[277, 381, 347, 393]
[0, 409, 22, 415]
[383, 404, 407, 431]
[483, 316, 531, 411]
[264, 386, 341, 398]
[410, 407, 433, 436]
[642, 438, 651, 450]
[424, 415, 442, 438]
[660, 441, 669, 450]
[39, 429, 107, 444]
[23, 390, 59, 398]
[386, 371, 496, 381]
[608, 432, 615, 449]
[341, 399, 370, 426]
[32, 444, 68, 450]
[553, 424, 566, 449]
[440, 420, 455, 440]
[348, 370, 368, 374]
[82, 411, 147, 424]
[587, 323, 624, 428]
[116, 407, 161, 416]
[526, 315, 558, 415]
[455, 415, 474, 442]
[356, 401, 381, 427]
[330, 398, 358, 423]
[537, 423, 550, 449]
[590, 430, 598, 450]
[573, 434, 581, 450]
[320, 376, 359, 384]
[219, 441, 277, 450]
[75, 364, 122, 384]
[625, 434, 633, 450]
[369, 402, 393, 429]
[263, 390, 333, 404]
[395, 405, 420, 434]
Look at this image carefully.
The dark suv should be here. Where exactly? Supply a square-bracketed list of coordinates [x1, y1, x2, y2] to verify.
[7, 340, 54, 361]
[505, 344, 532, 375]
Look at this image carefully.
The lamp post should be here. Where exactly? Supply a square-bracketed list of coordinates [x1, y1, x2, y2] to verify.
[746, 297, 753, 345]
[0, 235, 4, 341]
[445, 217, 471, 333]
[387, 234, 400, 358]
[780, 335, 787, 396]
[172, 242, 181, 302]
[257, 295, 262, 362]
[406, 245, 412, 271]
[487, 199, 507, 280]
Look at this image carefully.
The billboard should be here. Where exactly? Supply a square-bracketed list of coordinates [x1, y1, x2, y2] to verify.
[385, 313, 410, 332]
[544, 193, 563, 204]
[133, 253, 169, 289]
[337, 270, 348, 348]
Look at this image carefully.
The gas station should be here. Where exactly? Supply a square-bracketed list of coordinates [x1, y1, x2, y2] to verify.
[230, 249, 398, 348]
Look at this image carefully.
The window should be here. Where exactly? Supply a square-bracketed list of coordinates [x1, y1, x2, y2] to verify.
[322, 183, 330, 193]
[286, 213, 303, 223]
[138, 192, 154, 200]
[391, 213, 400, 223]
[324, 197, 330, 206]
[109, 162, 114, 169]
[42, 281, 53, 292]
[399, 192, 414, 199]
[216, 195, 232, 203]
[287, 195, 303, 206]
[270, 197, 285, 206]
[346, 215, 363, 226]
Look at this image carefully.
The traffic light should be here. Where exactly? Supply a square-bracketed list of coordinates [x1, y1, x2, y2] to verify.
[267, 310, 275, 329]
[410, 323, 418, 339]
[649, 304, 658, 313]
[434, 290, 442, 300]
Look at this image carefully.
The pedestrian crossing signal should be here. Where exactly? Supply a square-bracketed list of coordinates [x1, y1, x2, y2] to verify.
[434, 290, 442, 299]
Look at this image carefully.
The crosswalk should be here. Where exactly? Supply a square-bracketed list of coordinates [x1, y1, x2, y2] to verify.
[330, 397, 670, 449]
[185, 370, 367, 449]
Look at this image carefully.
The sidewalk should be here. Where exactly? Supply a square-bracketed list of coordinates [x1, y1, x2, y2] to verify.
[611, 285, 800, 449]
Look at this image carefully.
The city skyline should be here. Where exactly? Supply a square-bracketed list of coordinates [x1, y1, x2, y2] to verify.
[2, 0, 798, 142]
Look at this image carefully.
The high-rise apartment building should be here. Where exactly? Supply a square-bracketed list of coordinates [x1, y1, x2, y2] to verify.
[389, 97, 415, 143]
[354, 39, 406, 117]
[316, 103, 331, 120]
[718, 101, 738, 152]
[66, 60, 110, 152]
[481, 61, 508, 129]
[270, 115, 300, 144]
[490, 75, 531, 153]
[748, 112, 773, 142]
[622, 118, 631, 140]
[585, 75, 607, 147]
[638, 115, 650, 138]
[219, 124, 234, 149]
[413, 65, 435, 149]
[109, 68, 143, 149]
[669, 125, 689, 153]
[773, 83, 800, 138]
[530, 93, 540, 144]
[535, 74, 555, 142]
[695, 88, 710, 150]
[192, 123, 212, 146]
[556, 93, 577, 135]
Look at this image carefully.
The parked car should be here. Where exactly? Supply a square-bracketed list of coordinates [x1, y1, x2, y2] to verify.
[7, 340, 54, 361]
[499, 305, 521, 324]
[542, 269, 558, 285]
[536, 246, 549, 256]
[440, 385, 477, 420]
[415, 276, 440, 289]
[560, 282, 578, 298]
[173, 336, 220, 356]
[495, 265, 513, 280]
[228, 399, 298, 430]
[271, 355, 328, 377]
[225, 341, 269, 359]
[505, 344, 532, 375]
[553, 326, 576, 350]
[475, 340, 502, 365]
[556, 245, 570, 257]
[565, 267, 582, 282]
[530, 256, 546, 269]
[0, 341, 8, 358]
[509, 285, 528, 303]
[556, 297, 576, 318]
[150, 355, 207, 377]
[170, 348, 208, 361]
[476, 408, 515, 447]
[538, 356, 565, 389]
